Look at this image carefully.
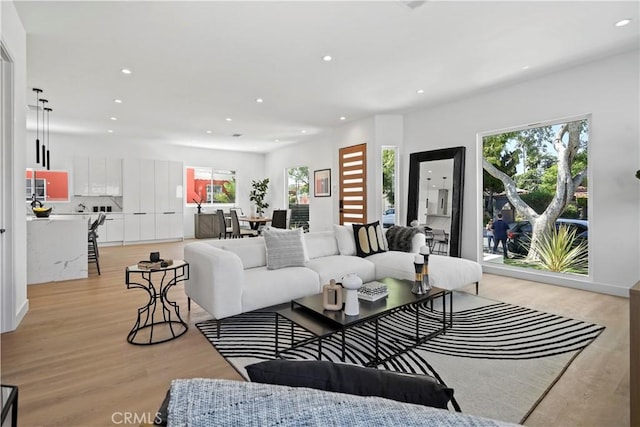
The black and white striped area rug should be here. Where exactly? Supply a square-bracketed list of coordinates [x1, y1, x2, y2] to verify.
[196, 291, 604, 424]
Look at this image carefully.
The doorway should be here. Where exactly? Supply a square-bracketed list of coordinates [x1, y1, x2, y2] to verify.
[339, 143, 367, 225]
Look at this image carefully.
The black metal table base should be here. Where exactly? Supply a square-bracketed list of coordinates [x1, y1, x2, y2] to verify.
[275, 289, 451, 366]
[126, 263, 189, 345]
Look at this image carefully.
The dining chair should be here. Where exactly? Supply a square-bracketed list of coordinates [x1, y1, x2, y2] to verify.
[230, 209, 257, 238]
[271, 210, 288, 229]
[216, 209, 232, 239]
[431, 229, 449, 255]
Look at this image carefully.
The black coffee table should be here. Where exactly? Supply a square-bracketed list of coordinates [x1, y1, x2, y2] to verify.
[275, 277, 450, 366]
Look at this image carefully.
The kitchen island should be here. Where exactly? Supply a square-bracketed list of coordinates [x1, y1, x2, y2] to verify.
[27, 216, 88, 284]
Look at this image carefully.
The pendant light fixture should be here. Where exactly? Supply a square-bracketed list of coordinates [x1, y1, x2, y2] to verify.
[45, 107, 52, 170]
[32, 88, 42, 164]
[39, 98, 48, 168]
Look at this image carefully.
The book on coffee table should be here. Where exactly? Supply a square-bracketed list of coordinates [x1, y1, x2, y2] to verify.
[358, 281, 389, 301]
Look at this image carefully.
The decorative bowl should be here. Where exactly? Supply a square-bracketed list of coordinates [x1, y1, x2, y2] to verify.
[32, 207, 52, 218]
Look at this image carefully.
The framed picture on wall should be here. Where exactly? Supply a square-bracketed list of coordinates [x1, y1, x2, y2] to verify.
[314, 169, 331, 197]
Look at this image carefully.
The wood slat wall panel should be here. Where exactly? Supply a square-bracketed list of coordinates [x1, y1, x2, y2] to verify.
[339, 143, 367, 225]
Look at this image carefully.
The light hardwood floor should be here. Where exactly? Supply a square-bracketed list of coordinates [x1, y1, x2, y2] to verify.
[1, 240, 630, 426]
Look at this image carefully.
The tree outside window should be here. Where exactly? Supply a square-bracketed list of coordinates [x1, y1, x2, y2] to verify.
[482, 117, 589, 275]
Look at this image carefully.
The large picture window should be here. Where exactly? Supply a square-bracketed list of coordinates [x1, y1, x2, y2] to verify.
[25, 169, 70, 202]
[481, 116, 589, 276]
[186, 167, 236, 205]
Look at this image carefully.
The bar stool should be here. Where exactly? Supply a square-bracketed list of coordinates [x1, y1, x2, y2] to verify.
[88, 213, 106, 275]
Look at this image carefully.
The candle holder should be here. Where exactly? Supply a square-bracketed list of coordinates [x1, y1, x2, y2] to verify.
[412, 254, 428, 295]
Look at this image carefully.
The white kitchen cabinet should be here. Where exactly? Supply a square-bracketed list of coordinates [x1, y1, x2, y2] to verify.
[73, 156, 89, 196]
[123, 158, 156, 242]
[155, 212, 183, 240]
[97, 214, 124, 243]
[89, 157, 106, 196]
[73, 156, 122, 196]
[123, 158, 155, 213]
[124, 213, 155, 242]
[168, 161, 184, 212]
[155, 160, 183, 214]
[105, 158, 122, 196]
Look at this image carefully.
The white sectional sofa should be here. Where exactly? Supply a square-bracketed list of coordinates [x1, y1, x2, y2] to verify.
[184, 226, 482, 320]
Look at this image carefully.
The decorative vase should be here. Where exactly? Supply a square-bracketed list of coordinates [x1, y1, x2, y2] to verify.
[342, 273, 362, 316]
[322, 279, 343, 311]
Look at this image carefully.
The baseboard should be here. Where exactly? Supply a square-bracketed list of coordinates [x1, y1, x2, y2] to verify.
[482, 264, 631, 298]
[15, 298, 29, 330]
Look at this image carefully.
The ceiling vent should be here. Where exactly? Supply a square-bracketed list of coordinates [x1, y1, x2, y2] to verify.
[232, 133, 242, 138]
[27, 104, 43, 111]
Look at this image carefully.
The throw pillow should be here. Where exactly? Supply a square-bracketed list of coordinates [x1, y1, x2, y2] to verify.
[352, 221, 387, 257]
[263, 228, 307, 270]
[333, 224, 357, 256]
[246, 359, 454, 410]
[385, 225, 425, 253]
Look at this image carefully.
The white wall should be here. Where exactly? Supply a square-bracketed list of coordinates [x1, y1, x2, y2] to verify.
[25, 132, 265, 238]
[403, 49, 640, 296]
[265, 115, 405, 232]
[1, 0, 28, 332]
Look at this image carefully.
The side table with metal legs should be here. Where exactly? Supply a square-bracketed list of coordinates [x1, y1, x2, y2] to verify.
[125, 260, 189, 345]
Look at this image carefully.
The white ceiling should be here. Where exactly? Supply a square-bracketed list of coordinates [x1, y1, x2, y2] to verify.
[14, 1, 639, 153]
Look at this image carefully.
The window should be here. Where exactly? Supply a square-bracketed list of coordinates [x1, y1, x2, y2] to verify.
[381, 147, 396, 228]
[186, 167, 236, 205]
[25, 169, 70, 202]
[481, 116, 589, 276]
[287, 166, 309, 230]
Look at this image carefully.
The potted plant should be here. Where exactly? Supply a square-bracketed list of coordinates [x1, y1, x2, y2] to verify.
[249, 178, 270, 217]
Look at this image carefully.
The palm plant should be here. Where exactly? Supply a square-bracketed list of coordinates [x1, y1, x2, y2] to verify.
[533, 225, 588, 274]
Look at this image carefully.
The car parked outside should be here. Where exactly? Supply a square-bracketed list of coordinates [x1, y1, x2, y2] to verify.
[382, 208, 395, 228]
[507, 218, 588, 256]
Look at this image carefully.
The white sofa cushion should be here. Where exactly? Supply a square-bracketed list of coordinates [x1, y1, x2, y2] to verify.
[333, 224, 357, 256]
[222, 238, 267, 269]
[367, 251, 482, 290]
[305, 255, 376, 285]
[242, 266, 320, 312]
[304, 230, 339, 259]
[264, 228, 307, 269]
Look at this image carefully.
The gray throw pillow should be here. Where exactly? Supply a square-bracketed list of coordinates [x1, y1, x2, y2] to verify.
[263, 228, 306, 269]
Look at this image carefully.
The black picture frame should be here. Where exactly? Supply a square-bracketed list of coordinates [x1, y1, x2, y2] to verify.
[314, 169, 331, 197]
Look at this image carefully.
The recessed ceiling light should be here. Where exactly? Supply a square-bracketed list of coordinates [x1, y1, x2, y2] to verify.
[120, 68, 132, 75]
[107, 130, 113, 133]
[275, 139, 280, 142]
[428, 170, 432, 173]
[615, 18, 631, 27]
[416, 89, 425, 94]
[206, 130, 212, 134]
[114, 99, 123, 104]
[522, 65, 530, 70]
[322, 55, 332, 62]
[225, 117, 232, 122]
[301, 130, 307, 134]
[110, 117, 117, 121]
[339, 116, 346, 121]
[255, 98, 264, 103]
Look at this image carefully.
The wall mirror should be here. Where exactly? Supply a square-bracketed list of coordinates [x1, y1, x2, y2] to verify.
[407, 147, 465, 257]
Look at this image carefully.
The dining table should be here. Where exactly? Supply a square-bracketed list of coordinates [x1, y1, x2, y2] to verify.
[239, 216, 272, 231]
